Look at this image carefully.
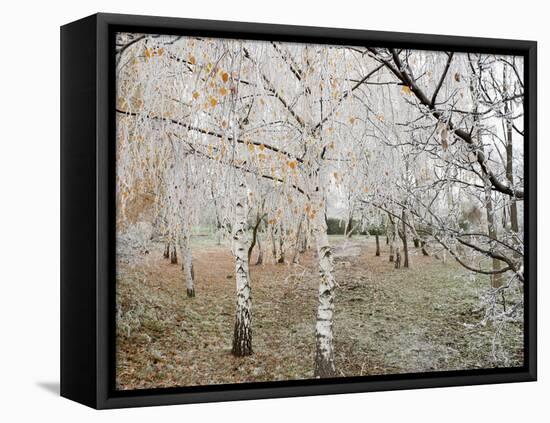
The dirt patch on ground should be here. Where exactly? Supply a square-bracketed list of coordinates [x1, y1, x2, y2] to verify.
[116, 236, 523, 390]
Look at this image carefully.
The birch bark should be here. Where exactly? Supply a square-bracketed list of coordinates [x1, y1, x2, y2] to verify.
[312, 192, 337, 378]
[179, 227, 195, 297]
[231, 178, 253, 356]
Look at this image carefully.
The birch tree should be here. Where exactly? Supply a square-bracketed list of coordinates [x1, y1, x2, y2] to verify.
[115, 32, 525, 375]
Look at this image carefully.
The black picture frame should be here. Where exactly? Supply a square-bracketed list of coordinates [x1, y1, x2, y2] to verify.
[61, 12, 537, 409]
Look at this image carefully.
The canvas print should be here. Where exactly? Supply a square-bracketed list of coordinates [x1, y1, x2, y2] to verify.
[115, 32, 525, 390]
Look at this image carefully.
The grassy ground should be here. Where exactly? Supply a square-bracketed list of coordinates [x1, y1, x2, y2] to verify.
[116, 235, 523, 390]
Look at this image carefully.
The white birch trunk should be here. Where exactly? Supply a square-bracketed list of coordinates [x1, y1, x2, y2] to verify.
[170, 231, 178, 264]
[389, 219, 397, 262]
[231, 178, 253, 356]
[179, 228, 195, 297]
[292, 214, 304, 264]
[312, 195, 337, 378]
[270, 225, 278, 263]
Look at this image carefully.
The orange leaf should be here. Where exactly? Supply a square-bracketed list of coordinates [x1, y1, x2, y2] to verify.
[219, 87, 228, 96]
[221, 72, 229, 83]
[189, 55, 196, 65]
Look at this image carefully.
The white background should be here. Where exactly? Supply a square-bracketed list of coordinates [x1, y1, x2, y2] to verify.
[0, 0, 546, 421]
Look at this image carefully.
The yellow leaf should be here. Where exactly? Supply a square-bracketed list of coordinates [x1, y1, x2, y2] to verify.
[192, 91, 200, 100]
[259, 144, 265, 151]
[157, 48, 164, 56]
[221, 72, 229, 83]
[401, 85, 412, 95]
[145, 48, 151, 58]
[210, 97, 217, 107]
[248, 143, 255, 152]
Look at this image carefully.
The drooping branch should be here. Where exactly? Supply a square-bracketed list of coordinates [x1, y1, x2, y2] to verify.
[243, 47, 306, 129]
[165, 131, 308, 196]
[116, 108, 304, 164]
[367, 199, 521, 280]
[367, 48, 523, 199]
